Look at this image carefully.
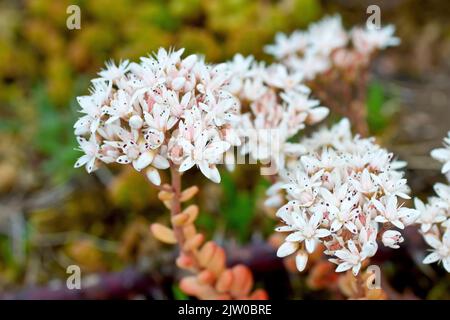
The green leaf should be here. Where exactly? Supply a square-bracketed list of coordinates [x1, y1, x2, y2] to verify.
[32, 84, 79, 184]
[172, 284, 189, 300]
[219, 170, 269, 242]
[366, 81, 388, 134]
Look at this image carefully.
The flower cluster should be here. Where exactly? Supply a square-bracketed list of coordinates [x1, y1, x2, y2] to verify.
[265, 15, 400, 80]
[74, 48, 242, 184]
[224, 54, 329, 172]
[414, 132, 450, 272]
[269, 119, 418, 275]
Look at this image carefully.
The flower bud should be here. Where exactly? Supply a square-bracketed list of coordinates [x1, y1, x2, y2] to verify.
[129, 115, 143, 129]
[382, 230, 404, 249]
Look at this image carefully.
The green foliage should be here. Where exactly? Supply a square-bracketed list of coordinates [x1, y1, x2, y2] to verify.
[221, 171, 254, 241]
[0, 0, 323, 186]
[0, 236, 16, 269]
[366, 81, 388, 134]
[428, 279, 450, 300]
[220, 170, 270, 242]
[172, 284, 189, 300]
[32, 85, 79, 184]
[0, 0, 326, 292]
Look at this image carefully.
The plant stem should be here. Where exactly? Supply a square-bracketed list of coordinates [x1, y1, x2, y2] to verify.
[169, 164, 184, 246]
[169, 163, 198, 269]
[164, 164, 266, 299]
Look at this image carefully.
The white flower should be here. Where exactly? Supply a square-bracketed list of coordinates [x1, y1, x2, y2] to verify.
[372, 195, 417, 229]
[431, 131, 450, 175]
[144, 101, 178, 133]
[98, 59, 130, 82]
[350, 169, 378, 194]
[200, 94, 240, 127]
[263, 64, 304, 90]
[280, 209, 331, 254]
[103, 89, 133, 124]
[352, 25, 400, 55]
[414, 197, 447, 233]
[308, 15, 348, 56]
[280, 89, 328, 127]
[178, 132, 230, 183]
[287, 52, 330, 80]
[114, 140, 155, 171]
[434, 183, 450, 203]
[319, 183, 349, 207]
[264, 32, 308, 59]
[265, 33, 294, 59]
[327, 198, 360, 234]
[166, 90, 192, 118]
[74, 96, 102, 135]
[422, 230, 450, 272]
[150, 47, 185, 72]
[371, 171, 410, 199]
[275, 205, 330, 271]
[283, 169, 323, 206]
[74, 80, 111, 135]
[264, 181, 285, 208]
[334, 240, 367, 276]
[74, 135, 99, 173]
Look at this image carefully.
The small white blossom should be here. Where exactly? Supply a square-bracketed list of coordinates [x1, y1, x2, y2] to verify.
[431, 131, 450, 175]
[352, 25, 400, 55]
[372, 195, 418, 230]
[74, 135, 99, 173]
[98, 60, 130, 82]
[414, 197, 447, 233]
[334, 240, 368, 276]
[178, 133, 230, 183]
[423, 231, 450, 272]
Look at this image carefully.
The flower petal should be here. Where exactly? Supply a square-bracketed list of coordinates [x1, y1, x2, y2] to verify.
[146, 167, 161, 186]
[276, 241, 298, 258]
[134, 151, 155, 171]
[305, 238, 316, 254]
[335, 262, 353, 273]
[179, 157, 195, 172]
[423, 252, 440, 264]
[295, 251, 308, 272]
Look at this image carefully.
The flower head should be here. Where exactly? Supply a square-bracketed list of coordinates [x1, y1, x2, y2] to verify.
[265, 15, 399, 80]
[225, 55, 328, 174]
[74, 48, 241, 184]
[271, 119, 417, 274]
[414, 132, 450, 272]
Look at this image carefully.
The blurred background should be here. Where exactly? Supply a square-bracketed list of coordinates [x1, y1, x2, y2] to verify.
[0, 0, 449, 299]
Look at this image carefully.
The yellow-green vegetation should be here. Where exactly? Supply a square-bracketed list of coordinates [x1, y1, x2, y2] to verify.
[0, 0, 321, 291]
